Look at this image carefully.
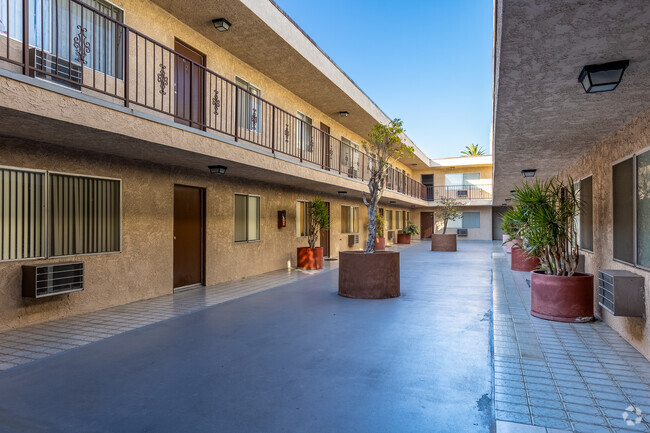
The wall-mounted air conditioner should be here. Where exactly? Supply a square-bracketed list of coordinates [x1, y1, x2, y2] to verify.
[457, 190, 468, 198]
[598, 270, 644, 317]
[457, 228, 468, 237]
[348, 234, 359, 247]
[29, 48, 83, 89]
[22, 262, 84, 298]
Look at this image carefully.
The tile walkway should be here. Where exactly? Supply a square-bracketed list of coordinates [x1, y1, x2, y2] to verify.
[493, 245, 650, 433]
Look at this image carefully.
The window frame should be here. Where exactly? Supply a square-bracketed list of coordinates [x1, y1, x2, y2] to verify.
[577, 175, 594, 253]
[296, 199, 310, 238]
[234, 193, 261, 243]
[296, 111, 313, 153]
[341, 205, 359, 234]
[234, 76, 262, 133]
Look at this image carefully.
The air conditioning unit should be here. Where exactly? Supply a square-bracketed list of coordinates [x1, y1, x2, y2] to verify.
[457, 228, 468, 237]
[30, 48, 83, 89]
[348, 234, 359, 247]
[457, 190, 468, 198]
[598, 270, 644, 317]
[387, 230, 395, 241]
[22, 262, 84, 298]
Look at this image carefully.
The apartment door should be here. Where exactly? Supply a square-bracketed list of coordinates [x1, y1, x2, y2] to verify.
[174, 39, 205, 129]
[421, 212, 434, 239]
[320, 202, 330, 257]
[173, 185, 205, 289]
[320, 122, 331, 170]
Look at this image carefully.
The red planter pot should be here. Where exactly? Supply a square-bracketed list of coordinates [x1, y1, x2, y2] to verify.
[375, 237, 386, 251]
[297, 247, 323, 270]
[503, 235, 517, 254]
[511, 245, 540, 272]
[397, 233, 411, 244]
[530, 270, 594, 323]
[338, 251, 400, 299]
[431, 234, 457, 251]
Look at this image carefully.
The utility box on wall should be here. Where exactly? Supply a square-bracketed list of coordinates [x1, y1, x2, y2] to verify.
[598, 270, 645, 317]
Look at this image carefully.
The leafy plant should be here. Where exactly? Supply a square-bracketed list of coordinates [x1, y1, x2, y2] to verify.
[376, 213, 385, 239]
[460, 144, 486, 156]
[402, 221, 419, 236]
[307, 197, 330, 249]
[361, 119, 414, 253]
[435, 198, 462, 234]
[504, 178, 582, 276]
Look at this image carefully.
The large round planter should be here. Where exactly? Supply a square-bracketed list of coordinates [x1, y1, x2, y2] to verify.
[432, 234, 457, 252]
[338, 251, 400, 299]
[530, 270, 594, 323]
[297, 247, 323, 270]
[511, 245, 540, 272]
[375, 237, 386, 251]
[397, 233, 411, 244]
[503, 235, 517, 254]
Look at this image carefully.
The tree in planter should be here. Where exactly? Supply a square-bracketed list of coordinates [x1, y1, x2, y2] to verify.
[501, 205, 526, 248]
[361, 119, 414, 253]
[435, 198, 462, 234]
[306, 197, 330, 249]
[508, 178, 581, 276]
[401, 221, 420, 236]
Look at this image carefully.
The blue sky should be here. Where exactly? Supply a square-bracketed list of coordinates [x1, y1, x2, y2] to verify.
[274, 0, 494, 158]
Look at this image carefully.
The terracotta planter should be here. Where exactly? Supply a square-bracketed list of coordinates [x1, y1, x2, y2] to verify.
[431, 234, 457, 252]
[375, 237, 386, 251]
[297, 247, 323, 270]
[511, 245, 540, 272]
[503, 235, 517, 254]
[530, 270, 594, 323]
[338, 251, 400, 299]
[397, 233, 411, 244]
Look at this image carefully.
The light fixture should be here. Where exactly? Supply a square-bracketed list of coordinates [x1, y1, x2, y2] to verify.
[510, 190, 516, 194]
[522, 169, 536, 178]
[389, 200, 396, 204]
[578, 60, 629, 93]
[209, 165, 227, 175]
[212, 18, 231, 32]
[338, 111, 349, 117]
[338, 191, 347, 198]
[505, 198, 511, 202]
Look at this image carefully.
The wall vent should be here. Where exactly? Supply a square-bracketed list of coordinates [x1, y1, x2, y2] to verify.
[457, 190, 468, 198]
[598, 270, 644, 317]
[22, 262, 84, 298]
[29, 48, 83, 89]
[457, 228, 468, 237]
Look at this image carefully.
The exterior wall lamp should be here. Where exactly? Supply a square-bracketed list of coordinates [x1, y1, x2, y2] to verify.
[389, 200, 396, 204]
[338, 111, 349, 117]
[338, 191, 347, 198]
[522, 169, 536, 178]
[209, 165, 227, 175]
[212, 18, 231, 32]
[579, 60, 629, 93]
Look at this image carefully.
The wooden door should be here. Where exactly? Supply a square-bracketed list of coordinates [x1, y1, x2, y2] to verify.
[320, 202, 330, 257]
[174, 39, 205, 129]
[173, 185, 204, 289]
[320, 122, 331, 170]
[421, 212, 434, 239]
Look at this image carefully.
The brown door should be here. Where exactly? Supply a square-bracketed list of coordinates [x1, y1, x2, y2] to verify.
[174, 39, 205, 129]
[320, 122, 331, 170]
[320, 202, 330, 257]
[173, 185, 204, 289]
[421, 212, 434, 239]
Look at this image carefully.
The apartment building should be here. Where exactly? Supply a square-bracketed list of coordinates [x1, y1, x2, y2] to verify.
[493, 0, 650, 359]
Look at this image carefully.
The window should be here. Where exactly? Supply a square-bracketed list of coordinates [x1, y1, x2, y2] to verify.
[341, 137, 360, 177]
[341, 205, 359, 234]
[0, 167, 46, 261]
[386, 210, 393, 230]
[235, 77, 262, 133]
[297, 112, 313, 152]
[638, 152, 650, 268]
[447, 212, 480, 229]
[578, 176, 594, 251]
[613, 158, 634, 264]
[406, 211, 411, 225]
[296, 200, 309, 237]
[234, 194, 260, 242]
[396, 211, 403, 230]
[445, 173, 480, 185]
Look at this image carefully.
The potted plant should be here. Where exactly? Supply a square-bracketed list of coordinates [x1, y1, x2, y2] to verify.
[510, 178, 593, 322]
[397, 221, 419, 244]
[297, 197, 330, 270]
[338, 119, 414, 299]
[431, 198, 461, 251]
[500, 210, 517, 254]
[375, 213, 386, 251]
[501, 205, 540, 271]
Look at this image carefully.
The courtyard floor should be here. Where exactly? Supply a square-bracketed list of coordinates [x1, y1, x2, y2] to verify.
[0, 241, 648, 432]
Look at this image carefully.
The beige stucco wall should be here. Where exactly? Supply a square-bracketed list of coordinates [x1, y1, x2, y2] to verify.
[558, 108, 650, 360]
[0, 137, 411, 331]
[413, 165, 492, 186]
[430, 206, 492, 241]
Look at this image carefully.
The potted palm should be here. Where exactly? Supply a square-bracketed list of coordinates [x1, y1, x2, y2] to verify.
[375, 213, 386, 251]
[510, 178, 593, 322]
[297, 197, 330, 270]
[500, 211, 517, 254]
[397, 221, 419, 244]
[501, 205, 540, 271]
[338, 119, 414, 299]
[431, 198, 461, 251]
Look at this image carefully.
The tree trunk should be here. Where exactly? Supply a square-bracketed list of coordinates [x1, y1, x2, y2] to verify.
[364, 170, 384, 253]
[442, 219, 448, 235]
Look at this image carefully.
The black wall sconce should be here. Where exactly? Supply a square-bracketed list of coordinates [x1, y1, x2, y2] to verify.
[212, 18, 231, 32]
[522, 169, 536, 178]
[579, 60, 629, 93]
[209, 165, 227, 175]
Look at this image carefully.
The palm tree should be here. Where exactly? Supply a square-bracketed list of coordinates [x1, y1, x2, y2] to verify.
[461, 144, 486, 156]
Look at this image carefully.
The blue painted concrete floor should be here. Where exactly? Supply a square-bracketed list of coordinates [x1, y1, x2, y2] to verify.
[0, 240, 494, 433]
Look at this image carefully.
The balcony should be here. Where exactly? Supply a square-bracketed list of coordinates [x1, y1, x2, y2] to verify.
[425, 183, 493, 201]
[0, 0, 425, 200]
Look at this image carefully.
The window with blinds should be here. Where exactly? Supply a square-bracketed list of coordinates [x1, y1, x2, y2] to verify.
[0, 168, 46, 261]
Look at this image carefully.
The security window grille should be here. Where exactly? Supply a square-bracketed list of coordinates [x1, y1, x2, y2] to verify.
[613, 158, 634, 264]
[297, 112, 313, 152]
[341, 205, 359, 234]
[0, 168, 46, 261]
[234, 194, 260, 242]
[235, 77, 262, 133]
[49, 173, 120, 257]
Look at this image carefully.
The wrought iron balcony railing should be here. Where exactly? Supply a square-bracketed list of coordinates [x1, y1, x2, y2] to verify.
[0, 0, 426, 200]
[425, 184, 493, 201]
